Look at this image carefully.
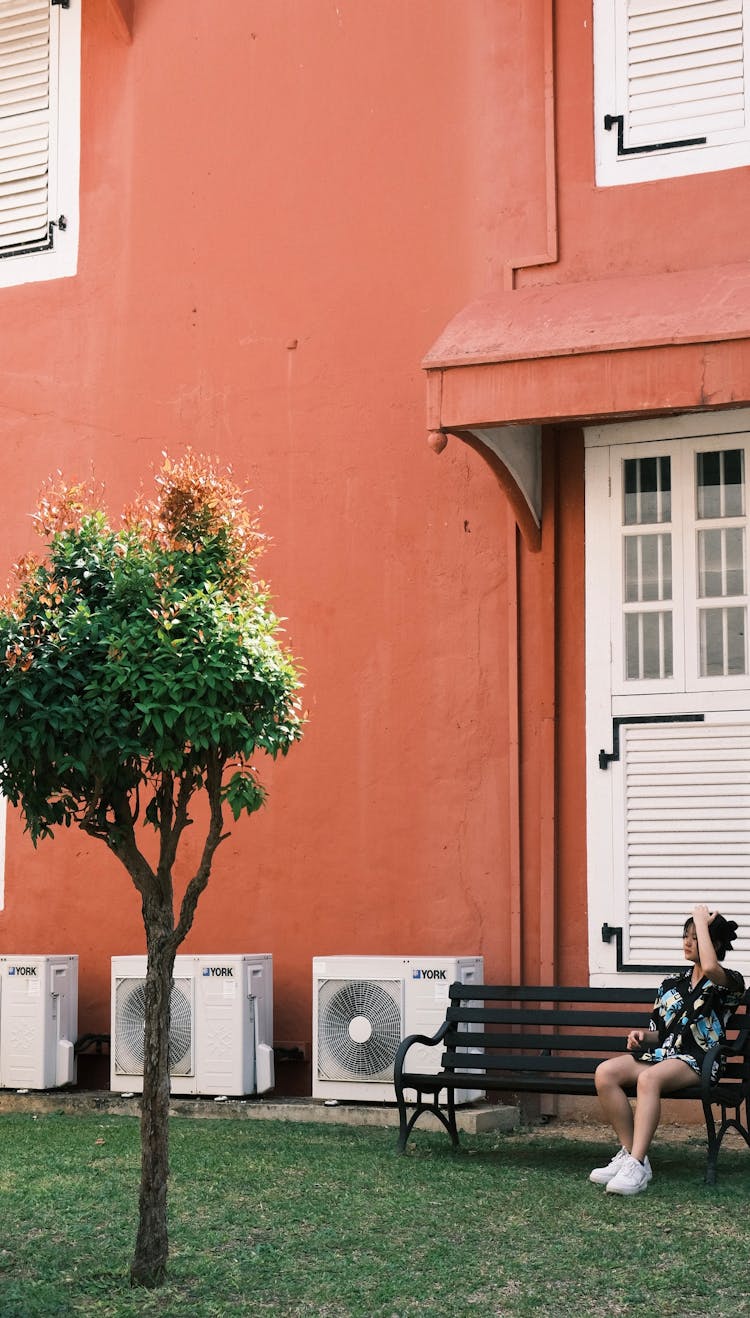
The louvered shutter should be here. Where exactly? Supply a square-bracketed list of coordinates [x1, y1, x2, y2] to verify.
[0, 0, 53, 256]
[595, 0, 750, 183]
[625, 0, 749, 149]
[623, 720, 750, 967]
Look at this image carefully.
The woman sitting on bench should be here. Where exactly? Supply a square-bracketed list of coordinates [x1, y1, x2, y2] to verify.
[591, 904, 744, 1196]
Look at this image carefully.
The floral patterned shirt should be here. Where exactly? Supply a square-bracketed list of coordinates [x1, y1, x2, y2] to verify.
[639, 965, 746, 1079]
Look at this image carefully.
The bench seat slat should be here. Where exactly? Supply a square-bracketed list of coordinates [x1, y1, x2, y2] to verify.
[440, 1053, 749, 1080]
[401, 1071, 748, 1104]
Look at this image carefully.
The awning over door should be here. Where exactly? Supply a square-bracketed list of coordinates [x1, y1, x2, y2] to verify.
[424, 262, 750, 548]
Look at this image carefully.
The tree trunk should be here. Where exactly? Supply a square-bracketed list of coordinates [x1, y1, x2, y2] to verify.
[121, 766, 227, 1288]
[130, 918, 175, 1288]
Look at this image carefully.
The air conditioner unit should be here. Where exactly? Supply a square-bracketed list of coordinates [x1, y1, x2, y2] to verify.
[111, 954, 274, 1096]
[0, 955, 78, 1090]
[312, 955, 484, 1103]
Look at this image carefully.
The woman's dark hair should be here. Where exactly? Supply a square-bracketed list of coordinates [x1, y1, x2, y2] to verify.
[683, 913, 739, 961]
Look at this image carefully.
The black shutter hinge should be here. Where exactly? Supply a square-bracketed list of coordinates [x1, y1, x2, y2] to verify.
[599, 713, 705, 770]
[51, 1, 71, 8]
[602, 923, 681, 976]
[601, 923, 624, 970]
[0, 216, 65, 261]
[604, 113, 706, 158]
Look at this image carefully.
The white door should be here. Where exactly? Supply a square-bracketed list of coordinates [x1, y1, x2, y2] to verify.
[585, 410, 750, 983]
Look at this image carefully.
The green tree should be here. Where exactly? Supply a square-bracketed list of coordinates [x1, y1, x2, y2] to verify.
[0, 454, 303, 1286]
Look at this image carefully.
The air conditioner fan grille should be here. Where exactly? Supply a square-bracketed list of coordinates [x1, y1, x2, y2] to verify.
[114, 977, 193, 1077]
[317, 977, 402, 1082]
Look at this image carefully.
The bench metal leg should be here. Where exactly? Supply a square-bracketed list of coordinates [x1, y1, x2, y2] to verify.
[702, 1098, 750, 1185]
[702, 1100, 719, 1186]
[446, 1085, 459, 1148]
[395, 1084, 460, 1153]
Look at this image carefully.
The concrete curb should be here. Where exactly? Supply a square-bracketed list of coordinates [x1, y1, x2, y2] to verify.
[0, 1089, 520, 1134]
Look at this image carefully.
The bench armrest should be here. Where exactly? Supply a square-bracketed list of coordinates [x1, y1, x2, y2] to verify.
[394, 1020, 451, 1083]
[700, 1035, 747, 1095]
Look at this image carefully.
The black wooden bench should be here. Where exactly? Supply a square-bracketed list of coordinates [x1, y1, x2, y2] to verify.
[394, 983, 750, 1183]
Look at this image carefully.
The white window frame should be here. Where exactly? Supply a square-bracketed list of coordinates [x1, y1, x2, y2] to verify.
[0, 0, 80, 289]
[594, 0, 750, 187]
[585, 409, 750, 984]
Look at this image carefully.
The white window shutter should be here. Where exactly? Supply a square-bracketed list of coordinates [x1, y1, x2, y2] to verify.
[623, 720, 750, 967]
[0, 0, 53, 255]
[624, 0, 748, 148]
[595, 0, 750, 184]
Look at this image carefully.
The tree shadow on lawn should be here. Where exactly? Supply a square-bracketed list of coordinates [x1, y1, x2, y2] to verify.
[400, 1126, 750, 1191]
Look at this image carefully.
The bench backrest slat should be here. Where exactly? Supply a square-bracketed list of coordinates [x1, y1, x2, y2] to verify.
[443, 1029, 632, 1052]
[447, 1006, 652, 1028]
[448, 984, 658, 1004]
[440, 1050, 602, 1074]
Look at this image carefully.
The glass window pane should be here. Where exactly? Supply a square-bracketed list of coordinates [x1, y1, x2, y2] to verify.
[624, 538, 638, 603]
[641, 612, 660, 678]
[698, 528, 724, 598]
[697, 449, 745, 519]
[697, 451, 721, 519]
[624, 459, 638, 526]
[624, 533, 672, 602]
[727, 607, 747, 676]
[623, 456, 671, 526]
[640, 535, 659, 602]
[659, 457, 672, 523]
[699, 607, 747, 677]
[663, 532, 673, 600]
[698, 528, 746, 598]
[625, 613, 640, 679]
[725, 528, 745, 596]
[723, 449, 745, 517]
[625, 611, 672, 680]
[662, 610, 673, 679]
[700, 609, 725, 677]
[639, 458, 658, 525]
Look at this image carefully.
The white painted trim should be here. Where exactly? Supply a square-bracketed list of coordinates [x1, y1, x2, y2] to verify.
[585, 407, 750, 448]
[585, 443, 619, 977]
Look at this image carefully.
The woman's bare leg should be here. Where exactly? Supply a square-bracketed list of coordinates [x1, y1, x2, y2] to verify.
[594, 1055, 644, 1151]
[630, 1058, 696, 1163]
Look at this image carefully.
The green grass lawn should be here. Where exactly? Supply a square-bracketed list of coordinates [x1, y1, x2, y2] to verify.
[0, 1111, 747, 1317]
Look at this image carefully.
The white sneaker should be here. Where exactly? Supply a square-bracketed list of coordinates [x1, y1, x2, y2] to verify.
[589, 1147, 629, 1185]
[605, 1153, 652, 1196]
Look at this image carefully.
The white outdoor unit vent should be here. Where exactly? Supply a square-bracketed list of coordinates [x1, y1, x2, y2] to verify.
[0, 955, 78, 1090]
[312, 955, 484, 1103]
[111, 954, 274, 1096]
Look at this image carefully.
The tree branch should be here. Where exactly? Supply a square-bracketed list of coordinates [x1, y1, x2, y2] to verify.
[152, 771, 175, 906]
[158, 771, 193, 880]
[169, 751, 229, 953]
[84, 782, 156, 896]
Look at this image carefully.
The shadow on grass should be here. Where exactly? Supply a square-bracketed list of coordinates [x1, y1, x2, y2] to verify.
[398, 1125, 750, 1189]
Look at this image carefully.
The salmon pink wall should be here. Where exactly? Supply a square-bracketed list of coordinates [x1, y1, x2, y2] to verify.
[0, 1, 743, 1087]
[0, 1, 546, 1082]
